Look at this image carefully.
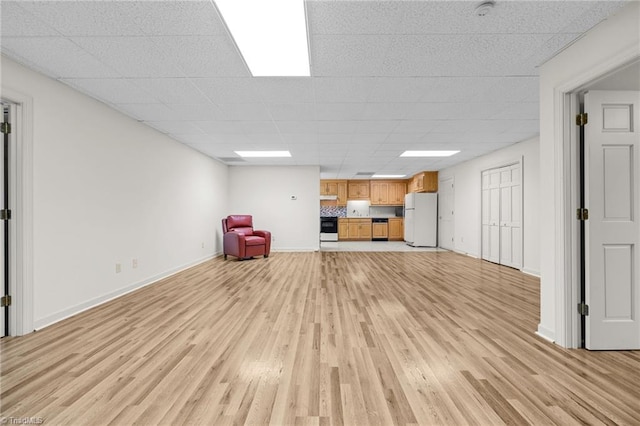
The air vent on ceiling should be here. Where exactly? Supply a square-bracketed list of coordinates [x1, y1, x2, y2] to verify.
[217, 157, 247, 163]
[355, 172, 375, 177]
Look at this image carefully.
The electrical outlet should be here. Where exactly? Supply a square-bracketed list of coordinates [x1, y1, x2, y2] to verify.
[115, 263, 122, 273]
[132, 258, 138, 268]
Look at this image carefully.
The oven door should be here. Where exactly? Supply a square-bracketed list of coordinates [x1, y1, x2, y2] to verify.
[320, 217, 338, 233]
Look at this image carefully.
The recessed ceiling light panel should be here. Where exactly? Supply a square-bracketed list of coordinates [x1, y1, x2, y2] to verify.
[400, 150, 460, 157]
[215, 0, 310, 77]
[372, 174, 406, 178]
[235, 150, 292, 158]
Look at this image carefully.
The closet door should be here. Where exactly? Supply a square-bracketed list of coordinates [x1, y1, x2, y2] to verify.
[499, 165, 522, 268]
[481, 170, 500, 263]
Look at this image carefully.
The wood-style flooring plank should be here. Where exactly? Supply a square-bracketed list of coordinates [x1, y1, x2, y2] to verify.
[1, 251, 639, 425]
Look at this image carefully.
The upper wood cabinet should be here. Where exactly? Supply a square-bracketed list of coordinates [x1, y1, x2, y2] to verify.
[347, 181, 370, 200]
[370, 181, 406, 205]
[320, 179, 348, 205]
[408, 171, 438, 193]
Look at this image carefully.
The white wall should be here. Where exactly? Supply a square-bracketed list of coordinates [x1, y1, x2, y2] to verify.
[438, 137, 540, 275]
[538, 1, 640, 345]
[228, 166, 320, 251]
[1, 57, 229, 330]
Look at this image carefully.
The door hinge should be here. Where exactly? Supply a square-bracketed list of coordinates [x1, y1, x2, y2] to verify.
[0, 209, 11, 221]
[576, 208, 589, 221]
[1, 122, 10, 134]
[576, 113, 588, 126]
[0, 295, 11, 308]
[577, 302, 589, 316]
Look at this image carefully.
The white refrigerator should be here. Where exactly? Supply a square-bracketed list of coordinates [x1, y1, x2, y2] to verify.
[404, 192, 437, 247]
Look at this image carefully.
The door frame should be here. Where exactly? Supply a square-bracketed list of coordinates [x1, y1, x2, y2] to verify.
[1, 88, 34, 336]
[556, 51, 640, 348]
[479, 157, 524, 270]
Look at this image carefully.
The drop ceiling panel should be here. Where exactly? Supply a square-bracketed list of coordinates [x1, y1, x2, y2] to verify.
[127, 78, 210, 105]
[63, 78, 158, 104]
[71, 37, 183, 78]
[255, 78, 315, 103]
[159, 36, 250, 77]
[2, 38, 121, 79]
[0, 2, 60, 36]
[190, 78, 261, 104]
[268, 104, 316, 121]
[1, 0, 629, 175]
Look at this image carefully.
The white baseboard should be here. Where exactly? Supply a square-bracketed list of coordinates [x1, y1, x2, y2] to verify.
[536, 325, 555, 343]
[272, 247, 318, 252]
[522, 268, 541, 278]
[33, 254, 216, 330]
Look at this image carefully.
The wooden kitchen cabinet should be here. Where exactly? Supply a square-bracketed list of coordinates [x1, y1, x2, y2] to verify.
[342, 218, 372, 240]
[320, 179, 348, 205]
[389, 218, 404, 240]
[371, 181, 406, 205]
[408, 171, 438, 193]
[336, 181, 347, 206]
[372, 222, 389, 239]
[347, 181, 370, 200]
[338, 218, 349, 240]
[370, 181, 389, 205]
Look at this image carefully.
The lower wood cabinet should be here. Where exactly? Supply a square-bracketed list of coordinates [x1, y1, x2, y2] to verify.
[388, 218, 404, 241]
[338, 218, 372, 240]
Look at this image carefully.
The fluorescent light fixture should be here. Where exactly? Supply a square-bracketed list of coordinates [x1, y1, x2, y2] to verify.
[372, 174, 406, 178]
[215, 0, 310, 76]
[235, 151, 292, 158]
[400, 150, 460, 157]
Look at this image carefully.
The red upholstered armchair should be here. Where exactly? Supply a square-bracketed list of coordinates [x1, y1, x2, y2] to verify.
[222, 215, 271, 260]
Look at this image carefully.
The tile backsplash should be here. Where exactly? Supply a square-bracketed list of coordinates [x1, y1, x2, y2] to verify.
[320, 206, 347, 217]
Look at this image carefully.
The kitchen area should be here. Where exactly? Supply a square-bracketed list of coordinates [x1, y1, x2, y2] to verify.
[320, 172, 439, 249]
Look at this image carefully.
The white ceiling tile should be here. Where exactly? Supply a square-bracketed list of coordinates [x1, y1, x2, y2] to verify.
[242, 121, 280, 135]
[127, 78, 210, 105]
[215, 104, 272, 121]
[363, 103, 415, 120]
[3, 38, 121, 79]
[268, 104, 315, 121]
[3, 0, 625, 175]
[313, 78, 374, 102]
[147, 121, 204, 135]
[167, 104, 224, 121]
[355, 120, 400, 134]
[255, 78, 315, 103]
[314, 103, 366, 121]
[310, 34, 391, 77]
[307, 1, 405, 35]
[191, 78, 261, 103]
[392, 120, 440, 134]
[18, 1, 144, 36]
[127, 1, 228, 36]
[63, 78, 157, 104]
[195, 121, 246, 135]
[114, 103, 174, 121]
[275, 121, 317, 134]
[0, 2, 60, 36]
[491, 103, 540, 120]
[159, 36, 249, 77]
[71, 36, 183, 78]
[115, 103, 173, 121]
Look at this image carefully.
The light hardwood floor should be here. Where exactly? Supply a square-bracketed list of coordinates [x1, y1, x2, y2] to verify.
[1, 252, 639, 425]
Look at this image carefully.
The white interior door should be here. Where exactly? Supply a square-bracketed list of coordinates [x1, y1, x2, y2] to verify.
[438, 177, 454, 250]
[585, 90, 640, 350]
[482, 170, 500, 263]
[499, 165, 522, 268]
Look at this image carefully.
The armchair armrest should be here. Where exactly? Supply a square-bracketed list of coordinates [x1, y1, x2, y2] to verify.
[254, 230, 271, 255]
[223, 231, 246, 258]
